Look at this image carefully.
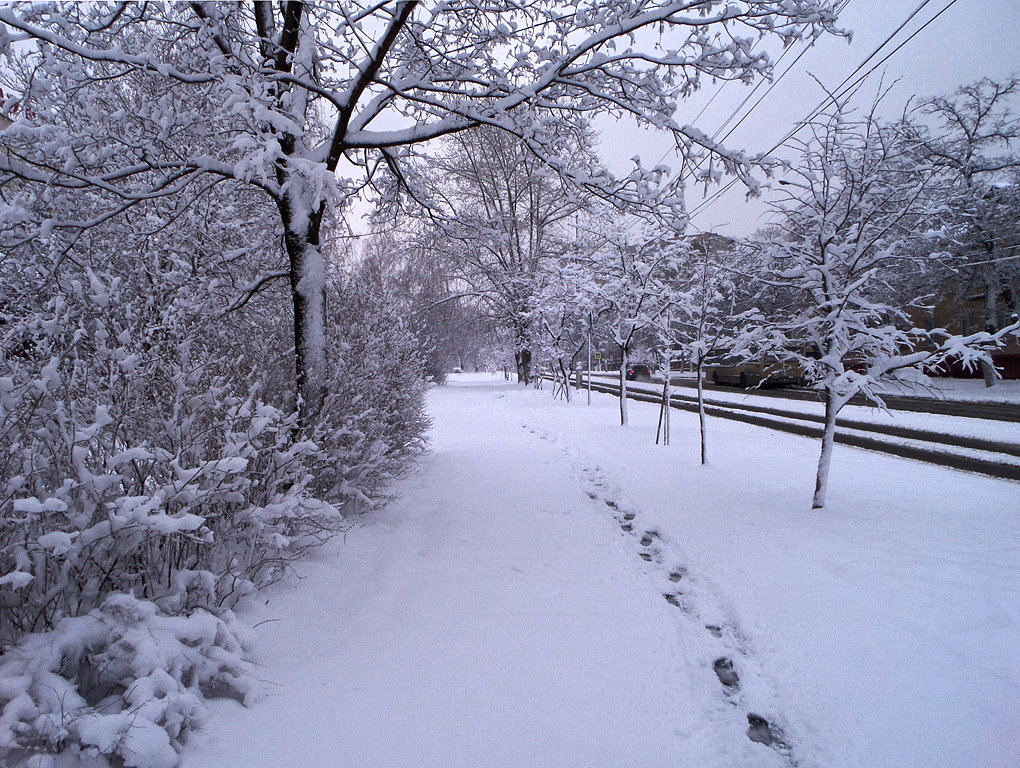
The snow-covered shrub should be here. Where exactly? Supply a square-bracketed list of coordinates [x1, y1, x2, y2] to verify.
[0, 238, 428, 766]
[0, 130, 421, 768]
[0, 268, 343, 641]
[0, 243, 425, 766]
[0, 593, 257, 768]
[320, 278, 431, 507]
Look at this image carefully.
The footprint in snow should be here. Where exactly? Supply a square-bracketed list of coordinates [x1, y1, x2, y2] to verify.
[663, 593, 685, 610]
[713, 657, 740, 688]
[746, 714, 775, 746]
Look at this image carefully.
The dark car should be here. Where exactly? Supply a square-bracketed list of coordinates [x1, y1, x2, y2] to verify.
[625, 363, 652, 381]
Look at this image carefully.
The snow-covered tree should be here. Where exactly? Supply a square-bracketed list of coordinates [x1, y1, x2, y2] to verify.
[903, 77, 1020, 386]
[651, 233, 742, 462]
[748, 93, 1016, 509]
[417, 128, 584, 384]
[569, 219, 675, 425]
[0, 0, 845, 417]
[533, 263, 597, 401]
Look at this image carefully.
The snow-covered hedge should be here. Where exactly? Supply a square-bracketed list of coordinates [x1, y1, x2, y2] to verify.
[0, 310, 343, 639]
[0, 281, 426, 763]
[0, 16, 432, 764]
[0, 593, 257, 768]
[0, 219, 427, 767]
[327, 278, 432, 489]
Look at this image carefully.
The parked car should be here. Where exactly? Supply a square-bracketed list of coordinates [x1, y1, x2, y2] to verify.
[708, 356, 807, 388]
[625, 363, 652, 381]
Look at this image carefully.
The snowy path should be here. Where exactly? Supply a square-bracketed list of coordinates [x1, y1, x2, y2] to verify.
[185, 374, 1019, 768]
[185, 377, 778, 768]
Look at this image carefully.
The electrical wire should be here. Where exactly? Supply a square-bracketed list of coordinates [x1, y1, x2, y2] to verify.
[685, 0, 963, 224]
[619, 0, 855, 237]
[717, 0, 927, 148]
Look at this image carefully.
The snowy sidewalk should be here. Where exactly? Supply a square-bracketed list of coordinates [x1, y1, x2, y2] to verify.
[184, 377, 773, 768]
[185, 374, 1019, 768]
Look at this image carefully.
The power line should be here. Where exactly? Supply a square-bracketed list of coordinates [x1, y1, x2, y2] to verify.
[776, 0, 959, 154]
[686, 0, 961, 224]
[798, 0, 962, 134]
[685, 20, 807, 147]
[666, 0, 856, 172]
[716, 0, 925, 148]
[621, 0, 855, 237]
[952, 249, 1020, 269]
[708, 0, 860, 148]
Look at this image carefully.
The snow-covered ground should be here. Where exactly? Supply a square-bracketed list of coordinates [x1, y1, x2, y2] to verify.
[884, 376, 1020, 403]
[597, 373, 1020, 444]
[640, 370, 1020, 405]
[184, 373, 1019, 768]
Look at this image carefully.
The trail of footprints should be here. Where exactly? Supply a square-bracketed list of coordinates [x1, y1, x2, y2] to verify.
[529, 424, 796, 761]
[585, 469, 795, 763]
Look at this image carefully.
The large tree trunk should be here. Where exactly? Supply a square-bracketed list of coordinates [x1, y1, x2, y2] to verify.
[516, 347, 532, 386]
[619, 347, 629, 426]
[284, 220, 327, 426]
[812, 388, 840, 509]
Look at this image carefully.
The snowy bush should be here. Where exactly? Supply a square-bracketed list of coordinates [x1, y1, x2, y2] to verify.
[0, 283, 423, 766]
[323, 277, 431, 504]
[0, 63, 428, 768]
[0, 272, 319, 766]
[0, 277, 340, 637]
[0, 300, 422, 767]
[0, 593, 257, 768]
[0, 218, 432, 761]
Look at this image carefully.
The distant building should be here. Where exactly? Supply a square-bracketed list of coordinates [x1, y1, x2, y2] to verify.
[917, 285, 1020, 379]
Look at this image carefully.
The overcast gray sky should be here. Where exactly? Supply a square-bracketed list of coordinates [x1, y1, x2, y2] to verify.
[597, 0, 1020, 238]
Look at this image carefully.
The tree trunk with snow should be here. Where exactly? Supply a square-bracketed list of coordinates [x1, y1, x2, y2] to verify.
[661, 356, 671, 446]
[812, 389, 841, 509]
[981, 277, 999, 387]
[516, 347, 533, 386]
[697, 357, 708, 465]
[283, 211, 328, 423]
[619, 347, 629, 426]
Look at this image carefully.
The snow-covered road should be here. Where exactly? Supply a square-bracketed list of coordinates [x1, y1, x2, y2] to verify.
[185, 374, 1019, 768]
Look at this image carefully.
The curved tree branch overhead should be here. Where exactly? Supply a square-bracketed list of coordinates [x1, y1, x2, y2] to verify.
[0, 0, 845, 422]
